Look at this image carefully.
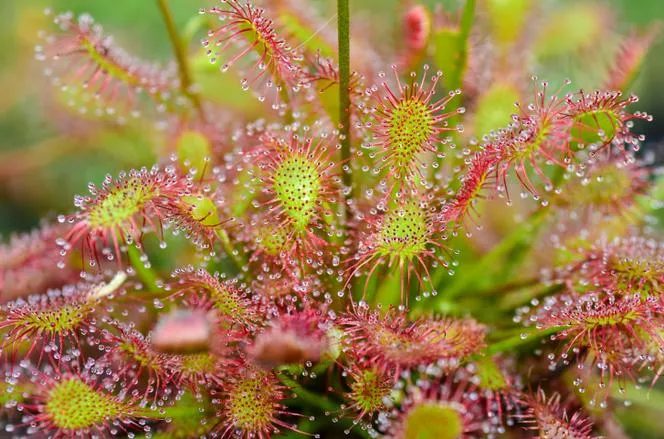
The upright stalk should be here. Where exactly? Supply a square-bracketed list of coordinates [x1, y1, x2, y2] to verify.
[337, 0, 353, 200]
[484, 325, 568, 355]
[433, 0, 475, 174]
[127, 246, 160, 292]
[156, 0, 205, 119]
[337, 0, 356, 305]
[454, 0, 476, 91]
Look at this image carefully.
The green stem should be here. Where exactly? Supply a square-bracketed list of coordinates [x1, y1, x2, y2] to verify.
[337, 0, 353, 201]
[216, 229, 247, 274]
[127, 246, 160, 291]
[484, 325, 568, 355]
[471, 276, 539, 298]
[279, 373, 338, 412]
[453, 0, 476, 92]
[372, 264, 402, 307]
[435, 207, 549, 299]
[499, 282, 563, 311]
[278, 372, 373, 439]
[156, 0, 205, 119]
[433, 0, 475, 174]
[337, 0, 355, 307]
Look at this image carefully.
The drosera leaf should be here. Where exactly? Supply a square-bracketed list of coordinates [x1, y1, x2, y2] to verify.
[604, 25, 661, 92]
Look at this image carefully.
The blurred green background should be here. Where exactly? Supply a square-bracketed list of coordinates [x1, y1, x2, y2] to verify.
[1, 0, 663, 236]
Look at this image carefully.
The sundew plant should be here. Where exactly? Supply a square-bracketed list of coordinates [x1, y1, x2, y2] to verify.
[1, 0, 664, 438]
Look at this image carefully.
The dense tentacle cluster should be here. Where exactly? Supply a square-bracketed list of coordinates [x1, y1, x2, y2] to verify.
[214, 364, 299, 438]
[1, 0, 662, 437]
[97, 323, 174, 399]
[525, 292, 664, 394]
[546, 235, 664, 296]
[35, 12, 179, 120]
[19, 362, 153, 438]
[346, 197, 452, 302]
[169, 265, 258, 328]
[452, 82, 650, 212]
[368, 66, 461, 187]
[380, 376, 487, 438]
[202, 0, 305, 110]
[339, 304, 486, 379]
[516, 389, 600, 439]
[0, 223, 77, 303]
[62, 167, 190, 266]
[0, 274, 125, 362]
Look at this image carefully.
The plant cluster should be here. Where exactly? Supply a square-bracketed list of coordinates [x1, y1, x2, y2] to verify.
[1, 0, 663, 438]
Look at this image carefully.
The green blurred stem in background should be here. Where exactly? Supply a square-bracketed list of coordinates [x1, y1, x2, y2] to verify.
[484, 325, 568, 355]
[156, 0, 205, 119]
[127, 245, 160, 291]
[337, 0, 353, 202]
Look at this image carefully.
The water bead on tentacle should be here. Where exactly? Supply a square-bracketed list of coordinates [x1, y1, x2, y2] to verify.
[526, 291, 664, 395]
[368, 65, 461, 187]
[202, 0, 305, 110]
[346, 198, 452, 301]
[381, 376, 487, 439]
[20, 362, 153, 438]
[339, 303, 486, 380]
[0, 273, 125, 362]
[63, 167, 189, 267]
[516, 389, 599, 439]
[36, 12, 179, 118]
[214, 363, 302, 438]
[0, 222, 78, 303]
